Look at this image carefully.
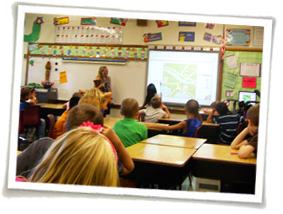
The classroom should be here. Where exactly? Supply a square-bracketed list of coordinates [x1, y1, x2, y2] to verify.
[12, 4, 270, 202]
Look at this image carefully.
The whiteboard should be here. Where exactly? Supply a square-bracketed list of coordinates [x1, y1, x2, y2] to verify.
[27, 57, 147, 105]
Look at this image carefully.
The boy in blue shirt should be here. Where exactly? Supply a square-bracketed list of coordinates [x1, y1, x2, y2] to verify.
[113, 98, 148, 147]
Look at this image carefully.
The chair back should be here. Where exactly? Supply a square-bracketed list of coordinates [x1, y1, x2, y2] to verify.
[23, 105, 41, 127]
[19, 110, 25, 133]
[194, 125, 202, 138]
[47, 114, 55, 138]
[138, 111, 146, 122]
[236, 121, 248, 135]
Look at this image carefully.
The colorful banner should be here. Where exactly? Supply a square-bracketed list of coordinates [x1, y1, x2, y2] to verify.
[179, 32, 195, 42]
[143, 33, 162, 42]
[178, 22, 196, 27]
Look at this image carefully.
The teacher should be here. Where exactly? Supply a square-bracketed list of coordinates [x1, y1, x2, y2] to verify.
[95, 66, 112, 116]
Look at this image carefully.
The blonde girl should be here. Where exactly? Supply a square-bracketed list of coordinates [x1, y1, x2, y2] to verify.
[28, 126, 119, 187]
[79, 88, 112, 112]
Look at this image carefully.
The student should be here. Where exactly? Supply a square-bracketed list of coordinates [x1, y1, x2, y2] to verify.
[139, 95, 170, 123]
[113, 98, 148, 147]
[78, 95, 99, 107]
[203, 101, 219, 115]
[27, 127, 120, 187]
[62, 92, 81, 110]
[79, 88, 112, 114]
[140, 83, 157, 109]
[207, 101, 245, 145]
[19, 87, 45, 139]
[231, 104, 259, 158]
[51, 95, 81, 139]
[20, 87, 32, 110]
[17, 104, 134, 177]
[148, 99, 202, 137]
[27, 87, 38, 105]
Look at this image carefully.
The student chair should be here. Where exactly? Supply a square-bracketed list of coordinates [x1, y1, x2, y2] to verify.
[47, 114, 55, 138]
[194, 125, 220, 144]
[23, 105, 41, 142]
[138, 111, 145, 122]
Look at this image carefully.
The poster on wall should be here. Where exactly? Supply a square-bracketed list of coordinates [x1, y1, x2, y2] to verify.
[156, 20, 169, 27]
[81, 17, 97, 25]
[242, 77, 257, 88]
[179, 32, 195, 42]
[226, 29, 251, 46]
[55, 26, 123, 44]
[53, 17, 69, 26]
[240, 63, 261, 77]
[178, 22, 196, 26]
[224, 72, 238, 88]
[143, 33, 162, 42]
[110, 18, 128, 26]
[203, 32, 222, 44]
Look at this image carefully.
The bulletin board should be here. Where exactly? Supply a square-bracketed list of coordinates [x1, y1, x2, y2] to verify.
[221, 51, 262, 102]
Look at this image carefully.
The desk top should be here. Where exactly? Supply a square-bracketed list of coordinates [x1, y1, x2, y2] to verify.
[192, 144, 256, 165]
[126, 143, 196, 167]
[141, 134, 206, 149]
[158, 118, 219, 127]
[38, 103, 65, 109]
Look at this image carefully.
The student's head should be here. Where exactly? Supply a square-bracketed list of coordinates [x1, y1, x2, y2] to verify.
[121, 98, 139, 118]
[185, 99, 200, 115]
[98, 66, 108, 78]
[214, 102, 229, 115]
[65, 104, 104, 132]
[20, 87, 31, 100]
[72, 92, 82, 99]
[69, 96, 81, 110]
[210, 101, 219, 109]
[29, 127, 119, 186]
[145, 83, 157, 105]
[151, 95, 162, 109]
[84, 88, 104, 109]
[247, 104, 260, 134]
[78, 95, 99, 108]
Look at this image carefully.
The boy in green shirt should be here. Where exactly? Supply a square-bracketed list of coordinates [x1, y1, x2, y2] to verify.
[113, 98, 148, 147]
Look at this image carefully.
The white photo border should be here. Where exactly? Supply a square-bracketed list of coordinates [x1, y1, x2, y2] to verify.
[8, 4, 273, 203]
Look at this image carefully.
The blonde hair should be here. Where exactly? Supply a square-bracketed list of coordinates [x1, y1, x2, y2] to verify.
[79, 95, 99, 108]
[83, 88, 104, 110]
[29, 127, 119, 187]
[97, 66, 107, 80]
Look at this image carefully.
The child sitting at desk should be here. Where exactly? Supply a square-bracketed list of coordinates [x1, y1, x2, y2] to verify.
[147, 99, 202, 137]
[20, 87, 45, 140]
[139, 95, 170, 123]
[51, 95, 81, 139]
[113, 98, 148, 147]
[27, 87, 38, 105]
[230, 104, 259, 158]
[207, 101, 245, 145]
[79, 88, 112, 115]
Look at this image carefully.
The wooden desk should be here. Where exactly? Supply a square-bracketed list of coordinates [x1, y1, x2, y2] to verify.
[192, 144, 256, 194]
[103, 117, 122, 128]
[141, 134, 206, 149]
[37, 103, 65, 118]
[123, 143, 196, 188]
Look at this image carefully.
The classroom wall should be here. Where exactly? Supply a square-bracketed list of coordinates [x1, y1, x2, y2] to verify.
[22, 13, 263, 107]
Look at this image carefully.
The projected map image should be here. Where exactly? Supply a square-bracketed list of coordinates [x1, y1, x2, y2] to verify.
[162, 63, 197, 99]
